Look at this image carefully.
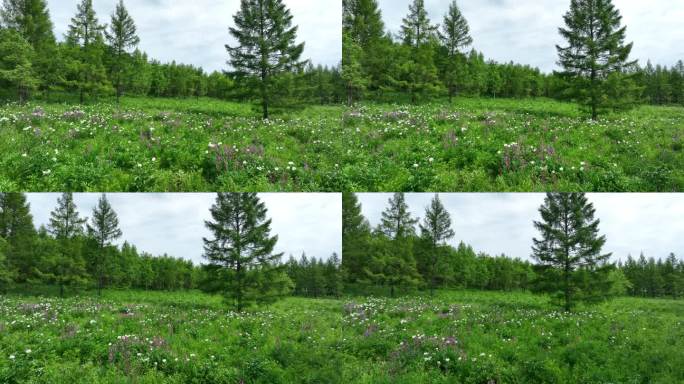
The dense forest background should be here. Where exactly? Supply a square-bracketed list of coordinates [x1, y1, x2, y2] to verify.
[1, 192, 683, 303]
[342, 0, 684, 107]
[341, 193, 684, 301]
[0, 0, 344, 105]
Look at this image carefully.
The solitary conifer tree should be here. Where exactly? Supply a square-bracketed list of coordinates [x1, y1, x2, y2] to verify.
[48, 192, 88, 296]
[439, 1, 472, 102]
[88, 194, 122, 295]
[532, 193, 612, 311]
[0, 193, 36, 282]
[379, 193, 418, 240]
[400, 0, 437, 47]
[66, 0, 109, 104]
[49, 192, 87, 239]
[420, 194, 455, 296]
[226, 0, 306, 119]
[105, 0, 139, 104]
[203, 193, 291, 311]
[556, 0, 637, 119]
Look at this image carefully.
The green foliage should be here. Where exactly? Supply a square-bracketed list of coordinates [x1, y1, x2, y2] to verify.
[1, 290, 682, 383]
[556, 0, 638, 119]
[532, 193, 613, 311]
[105, 0, 139, 103]
[226, 0, 306, 119]
[0, 28, 37, 102]
[202, 193, 292, 311]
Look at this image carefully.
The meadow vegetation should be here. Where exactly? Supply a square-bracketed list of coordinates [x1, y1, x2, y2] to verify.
[0, 289, 681, 384]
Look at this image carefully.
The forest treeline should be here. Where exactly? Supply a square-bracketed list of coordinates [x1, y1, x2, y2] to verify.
[0, 192, 344, 302]
[341, 193, 684, 304]
[0, 0, 344, 107]
[343, 0, 684, 111]
[2, 192, 684, 307]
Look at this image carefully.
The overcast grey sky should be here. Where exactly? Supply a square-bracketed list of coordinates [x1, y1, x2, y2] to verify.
[357, 193, 684, 262]
[26, 193, 341, 265]
[378, 0, 684, 73]
[47, 0, 341, 73]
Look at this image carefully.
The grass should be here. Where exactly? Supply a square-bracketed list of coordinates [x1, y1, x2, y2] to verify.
[1, 289, 681, 383]
[342, 98, 684, 191]
[2, 96, 683, 191]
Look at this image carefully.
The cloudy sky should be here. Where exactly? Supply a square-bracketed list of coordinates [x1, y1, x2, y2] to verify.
[25, 193, 341, 265]
[47, 0, 341, 73]
[378, 0, 684, 73]
[357, 193, 684, 262]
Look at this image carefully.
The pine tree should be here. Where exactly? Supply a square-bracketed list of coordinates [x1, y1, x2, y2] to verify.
[0, 193, 36, 282]
[342, 193, 370, 283]
[226, 0, 306, 119]
[438, 1, 472, 102]
[87, 194, 122, 295]
[203, 193, 292, 311]
[48, 192, 87, 239]
[0, 0, 55, 51]
[398, 0, 440, 102]
[379, 193, 417, 240]
[105, 0, 139, 104]
[0, 28, 37, 102]
[66, 0, 109, 104]
[48, 192, 88, 296]
[400, 0, 437, 47]
[342, 30, 368, 105]
[419, 194, 455, 296]
[556, 0, 637, 119]
[532, 193, 612, 311]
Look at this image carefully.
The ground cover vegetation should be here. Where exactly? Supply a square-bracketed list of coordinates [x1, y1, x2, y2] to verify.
[341, 0, 684, 191]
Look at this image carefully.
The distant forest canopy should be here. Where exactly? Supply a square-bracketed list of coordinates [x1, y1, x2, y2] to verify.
[0, 0, 344, 106]
[342, 0, 684, 110]
[0, 192, 341, 299]
[341, 193, 684, 301]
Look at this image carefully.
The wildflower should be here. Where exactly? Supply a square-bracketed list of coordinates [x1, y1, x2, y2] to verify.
[428, 157, 434, 163]
[9, 355, 15, 360]
[152, 157, 157, 162]
[413, 163, 419, 168]
[22, 153, 27, 157]
[25, 349, 31, 354]
[42, 169, 51, 175]
[89, 319, 96, 325]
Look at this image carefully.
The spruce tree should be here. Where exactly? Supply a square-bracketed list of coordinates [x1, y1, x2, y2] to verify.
[49, 192, 87, 239]
[105, 0, 139, 104]
[532, 193, 612, 311]
[379, 193, 417, 240]
[0, 0, 55, 51]
[438, 1, 472, 102]
[203, 193, 292, 311]
[398, 0, 441, 102]
[0, 193, 36, 282]
[48, 192, 88, 296]
[226, 0, 306, 119]
[400, 0, 437, 47]
[0, 28, 37, 102]
[88, 194, 122, 295]
[556, 0, 637, 119]
[66, 0, 109, 104]
[419, 194, 455, 296]
[342, 30, 368, 105]
[341, 193, 370, 283]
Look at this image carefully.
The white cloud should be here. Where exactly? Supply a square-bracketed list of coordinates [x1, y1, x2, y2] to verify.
[26, 193, 341, 265]
[357, 193, 684, 262]
[378, 0, 684, 72]
[47, 0, 341, 73]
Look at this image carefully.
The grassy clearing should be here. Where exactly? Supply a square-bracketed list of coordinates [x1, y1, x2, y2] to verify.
[343, 98, 684, 191]
[1, 289, 681, 383]
[0, 97, 343, 192]
[2, 97, 682, 192]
